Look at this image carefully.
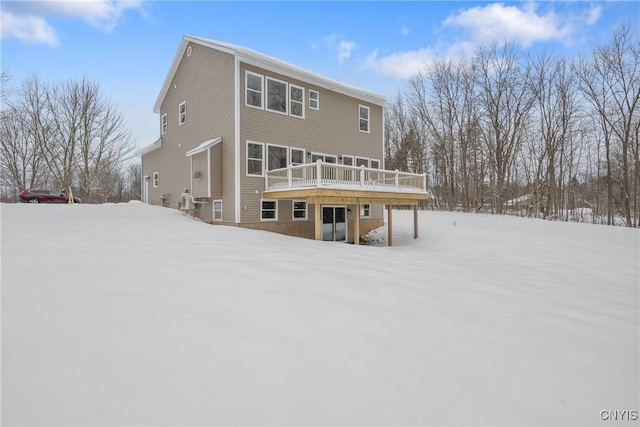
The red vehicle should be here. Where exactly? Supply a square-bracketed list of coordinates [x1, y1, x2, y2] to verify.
[19, 189, 81, 204]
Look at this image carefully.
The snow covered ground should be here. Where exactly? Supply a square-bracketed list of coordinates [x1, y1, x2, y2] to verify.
[2, 202, 638, 426]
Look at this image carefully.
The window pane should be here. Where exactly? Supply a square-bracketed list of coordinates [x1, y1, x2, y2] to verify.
[310, 99, 318, 109]
[290, 86, 303, 102]
[370, 160, 380, 169]
[310, 91, 318, 100]
[356, 158, 368, 167]
[311, 154, 323, 163]
[267, 79, 287, 113]
[262, 201, 276, 210]
[291, 149, 304, 165]
[325, 156, 337, 164]
[268, 146, 287, 170]
[248, 143, 263, 159]
[247, 74, 262, 91]
[291, 102, 302, 117]
[343, 156, 353, 166]
[248, 159, 262, 175]
[294, 210, 306, 218]
[262, 210, 276, 219]
[360, 119, 368, 132]
[294, 201, 306, 210]
[359, 106, 368, 119]
[247, 91, 262, 107]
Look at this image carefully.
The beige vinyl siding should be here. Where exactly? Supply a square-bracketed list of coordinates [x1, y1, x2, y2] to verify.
[191, 151, 208, 197]
[211, 144, 222, 199]
[239, 63, 384, 223]
[141, 43, 236, 222]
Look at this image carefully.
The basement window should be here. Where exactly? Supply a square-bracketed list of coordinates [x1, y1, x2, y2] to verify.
[261, 199, 277, 221]
[293, 200, 307, 220]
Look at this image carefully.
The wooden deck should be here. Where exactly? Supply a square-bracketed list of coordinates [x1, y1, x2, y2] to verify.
[263, 161, 428, 246]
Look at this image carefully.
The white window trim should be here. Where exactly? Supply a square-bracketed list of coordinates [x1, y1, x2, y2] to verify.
[309, 90, 319, 110]
[360, 204, 371, 218]
[265, 76, 288, 116]
[290, 147, 306, 165]
[311, 152, 337, 164]
[266, 143, 289, 171]
[152, 172, 159, 188]
[342, 155, 354, 166]
[355, 156, 369, 168]
[289, 83, 305, 119]
[292, 200, 307, 221]
[246, 140, 265, 177]
[161, 113, 167, 135]
[213, 199, 223, 221]
[179, 101, 186, 126]
[260, 199, 278, 221]
[245, 70, 264, 110]
[359, 104, 370, 133]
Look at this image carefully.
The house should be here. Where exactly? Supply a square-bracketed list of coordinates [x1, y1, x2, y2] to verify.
[138, 35, 427, 244]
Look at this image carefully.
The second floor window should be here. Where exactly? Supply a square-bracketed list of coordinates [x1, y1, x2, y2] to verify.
[179, 101, 186, 125]
[161, 113, 167, 134]
[290, 85, 304, 118]
[359, 105, 370, 133]
[153, 172, 159, 188]
[246, 71, 263, 108]
[309, 90, 319, 110]
[266, 77, 287, 114]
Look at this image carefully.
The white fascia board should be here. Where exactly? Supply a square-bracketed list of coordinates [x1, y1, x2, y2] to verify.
[185, 136, 222, 157]
[237, 54, 386, 106]
[137, 137, 162, 156]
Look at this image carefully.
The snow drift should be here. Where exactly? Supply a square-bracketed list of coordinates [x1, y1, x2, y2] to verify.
[2, 202, 638, 425]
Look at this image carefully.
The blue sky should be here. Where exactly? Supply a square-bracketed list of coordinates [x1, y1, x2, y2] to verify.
[2, 1, 638, 152]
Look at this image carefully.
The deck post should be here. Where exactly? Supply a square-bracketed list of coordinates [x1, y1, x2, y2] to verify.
[354, 204, 360, 245]
[387, 204, 393, 246]
[413, 205, 418, 239]
[314, 203, 322, 240]
[395, 170, 399, 189]
[287, 164, 292, 188]
[316, 160, 322, 187]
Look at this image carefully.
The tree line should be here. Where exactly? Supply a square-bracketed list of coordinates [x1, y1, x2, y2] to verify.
[0, 72, 140, 203]
[385, 25, 639, 227]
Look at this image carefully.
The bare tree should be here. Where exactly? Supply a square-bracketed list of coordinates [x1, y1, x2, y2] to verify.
[474, 42, 535, 214]
[575, 24, 640, 226]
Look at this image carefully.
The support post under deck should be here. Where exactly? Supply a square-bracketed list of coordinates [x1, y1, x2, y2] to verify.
[387, 204, 393, 246]
[314, 203, 322, 240]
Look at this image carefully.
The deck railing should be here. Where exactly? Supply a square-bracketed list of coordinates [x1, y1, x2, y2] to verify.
[265, 160, 427, 193]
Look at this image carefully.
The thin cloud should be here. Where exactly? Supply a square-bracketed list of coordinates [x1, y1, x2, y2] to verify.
[363, 48, 436, 79]
[365, 3, 603, 78]
[1, 0, 145, 45]
[400, 26, 410, 37]
[337, 40, 356, 64]
[1, 12, 58, 46]
[323, 33, 357, 64]
[444, 3, 572, 47]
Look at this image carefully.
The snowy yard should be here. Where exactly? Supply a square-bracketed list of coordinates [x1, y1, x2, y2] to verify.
[2, 202, 638, 426]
